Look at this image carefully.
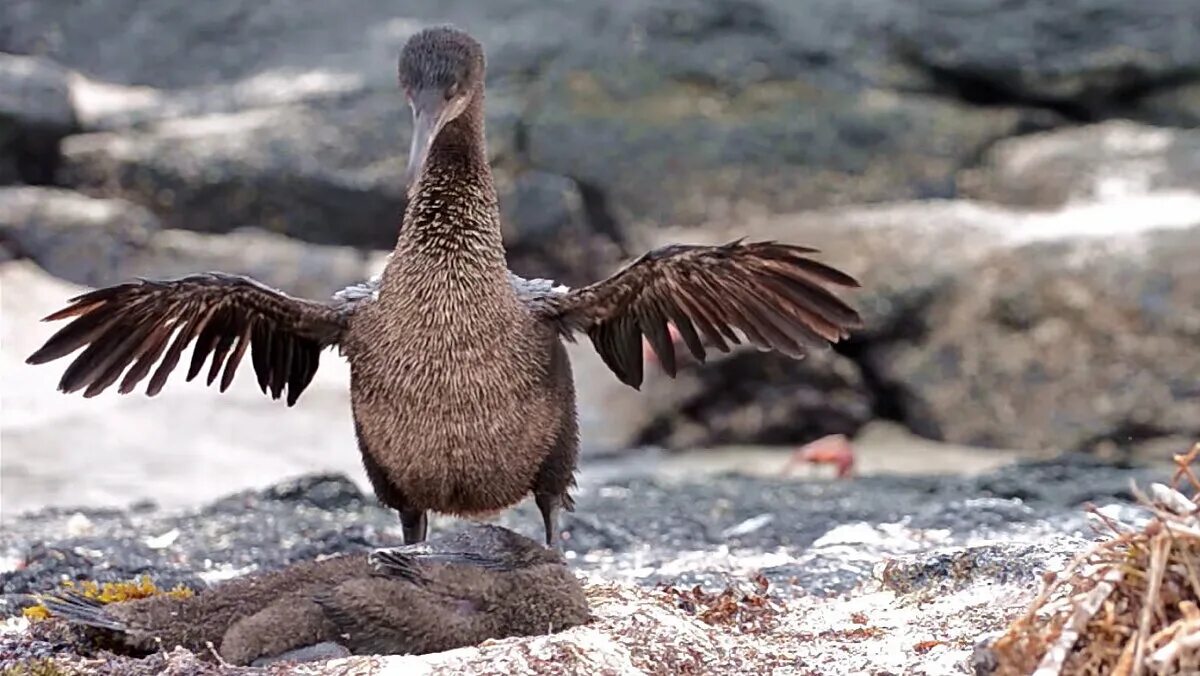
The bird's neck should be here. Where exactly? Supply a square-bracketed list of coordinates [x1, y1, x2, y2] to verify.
[395, 90, 504, 268]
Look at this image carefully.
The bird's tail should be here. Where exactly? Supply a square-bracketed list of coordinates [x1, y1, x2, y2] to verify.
[37, 591, 128, 632]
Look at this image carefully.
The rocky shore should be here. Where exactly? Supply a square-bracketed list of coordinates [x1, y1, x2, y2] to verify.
[0, 457, 1169, 673]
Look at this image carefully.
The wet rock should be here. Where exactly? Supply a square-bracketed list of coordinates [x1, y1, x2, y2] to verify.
[0, 455, 1158, 605]
[0, 54, 76, 184]
[963, 121, 1200, 209]
[254, 473, 369, 512]
[873, 224, 1200, 454]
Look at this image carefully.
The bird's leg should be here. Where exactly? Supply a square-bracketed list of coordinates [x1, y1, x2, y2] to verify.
[535, 493, 558, 547]
[400, 508, 428, 544]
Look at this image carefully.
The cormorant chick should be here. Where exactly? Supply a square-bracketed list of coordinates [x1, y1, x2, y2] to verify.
[38, 526, 588, 666]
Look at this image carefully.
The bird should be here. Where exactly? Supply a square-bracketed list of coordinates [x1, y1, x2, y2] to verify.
[25, 25, 864, 547]
[37, 525, 589, 666]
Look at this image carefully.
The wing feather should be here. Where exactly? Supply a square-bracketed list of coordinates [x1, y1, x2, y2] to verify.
[27, 272, 354, 405]
[529, 240, 863, 388]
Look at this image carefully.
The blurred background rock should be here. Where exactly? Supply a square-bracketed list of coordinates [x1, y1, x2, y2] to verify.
[2, 0, 1198, 516]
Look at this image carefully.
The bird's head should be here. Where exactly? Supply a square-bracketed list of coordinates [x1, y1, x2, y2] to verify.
[398, 26, 486, 190]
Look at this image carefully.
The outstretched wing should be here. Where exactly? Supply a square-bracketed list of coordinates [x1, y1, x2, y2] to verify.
[529, 240, 863, 388]
[26, 272, 357, 405]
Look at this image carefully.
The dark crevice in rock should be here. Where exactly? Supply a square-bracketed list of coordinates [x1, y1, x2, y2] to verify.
[952, 108, 1067, 175]
[836, 337, 907, 424]
[898, 45, 1200, 129]
[574, 179, 629, 256]
[3, 128, 65, 186]
[1074, 421, 1180, 457]
[512, 114, 532, 165]
[1107, 68, 1200, 109]
[13, 132, 63, 185]
[905, 61, 1098, 123]
[831, 286, 946, 440]
[631, 349, 875, 450]
[836, 338, 945, 442]
[0, 230, 27, 260]
[63, 168, 405, 250]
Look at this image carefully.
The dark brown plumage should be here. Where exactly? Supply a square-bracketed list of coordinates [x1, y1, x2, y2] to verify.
[26, 26, 863, 546]
[38, 525, 589, 666]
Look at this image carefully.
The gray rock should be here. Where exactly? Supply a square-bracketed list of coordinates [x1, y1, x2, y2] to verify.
[61, 90, 638, 261]
[6, 0, 1199, 242]
[0, 456, 1156, 602]
[59, 92, 418, 248]
[514, 0, 1035, 225]
[59, 87, 528, 248]
[0, 187, 159, 287]
[0, 54, 75, 131]
[640, 195, 1200, 454]
[499, 170, 625, 288]
[524, 79, 1031, 227]
[962, 121, 1200, 209]
[891, 0, 1200, 117]
[0, 54, 76, 184]
[0, 0, 1043, 246]
[873, 225, 1200, 453]
[0, 187, 380, 296]
[122, 227, 382, 300]
[0, 0, 548, 91]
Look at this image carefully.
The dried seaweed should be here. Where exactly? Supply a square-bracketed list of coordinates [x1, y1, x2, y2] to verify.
[659, 573, 782, 634]
[991, 443, 1200, 675]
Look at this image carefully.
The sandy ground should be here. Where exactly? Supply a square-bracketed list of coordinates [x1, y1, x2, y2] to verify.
[1, 260, 1034, 518]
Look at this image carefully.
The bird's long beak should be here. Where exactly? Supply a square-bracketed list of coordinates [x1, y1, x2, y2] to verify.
[405, 89, 452, 193]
